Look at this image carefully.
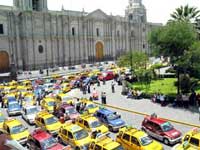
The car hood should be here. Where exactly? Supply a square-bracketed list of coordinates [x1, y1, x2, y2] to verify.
[164, 129, 182, 139]
[142, 140, 163, 150]
[47, 143, 64, 150]
[109, 118, 125, 126]
[27, 114, 36, 120]
[69, 113, 80, 120]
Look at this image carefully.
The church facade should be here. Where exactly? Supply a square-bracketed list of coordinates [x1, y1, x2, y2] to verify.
[0, 0, 161, 71]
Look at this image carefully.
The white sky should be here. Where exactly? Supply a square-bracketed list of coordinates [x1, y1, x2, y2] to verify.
[0, 0, 200, 24]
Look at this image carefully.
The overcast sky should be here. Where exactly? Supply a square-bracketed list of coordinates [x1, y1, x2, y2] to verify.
[0, 0, 200, 24]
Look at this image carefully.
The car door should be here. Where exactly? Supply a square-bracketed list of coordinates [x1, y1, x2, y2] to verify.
[153, 123, 163, 141]
[120, 133, 131, 149]
[189, 137, 200, 149]
[84, 121, 90, 131]
[60, 128, 68, 144]
[67, 131, 75, 147]
[144, 120, 154, 135]
[40, 118, 46, 130]
[131, 136, 141, 150]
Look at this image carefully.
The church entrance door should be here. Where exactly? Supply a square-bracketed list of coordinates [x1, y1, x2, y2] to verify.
[0, 51, 9, 73]
[95, 42, 104, 61]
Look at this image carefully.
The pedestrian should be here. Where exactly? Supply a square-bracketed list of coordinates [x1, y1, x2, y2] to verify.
[199, 106, 200, 121]
[46, 69, 49, 76]
[103, 92, 107, 104]
[87, 84, 91, 94]
[0, 91, 2, 108]
[97, 79, 100, 87]
[75, 98, 81, 113]
[111, 82, 115, 93]
[103, 78, 106, 85]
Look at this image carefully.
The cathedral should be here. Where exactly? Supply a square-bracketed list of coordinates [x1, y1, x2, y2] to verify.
[0, 0, 161, 72]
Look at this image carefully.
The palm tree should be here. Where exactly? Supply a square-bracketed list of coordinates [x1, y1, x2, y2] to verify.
[170, 5, 200, 23]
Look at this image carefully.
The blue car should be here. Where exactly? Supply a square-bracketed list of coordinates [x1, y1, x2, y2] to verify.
[95, 108, 126, 132]
[7, 101, 22, 116]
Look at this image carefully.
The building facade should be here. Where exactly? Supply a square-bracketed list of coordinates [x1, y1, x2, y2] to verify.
[0, 0, 161, 71]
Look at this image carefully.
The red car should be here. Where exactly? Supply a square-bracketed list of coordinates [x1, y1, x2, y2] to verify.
[141, 114, 182, 145]
[56, 103, 80, 121]
[27, 129, 66, 150]
[98, 71, 114, 81]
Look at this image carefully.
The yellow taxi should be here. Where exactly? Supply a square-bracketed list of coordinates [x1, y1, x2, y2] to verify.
[3, 119, 29, 144]
[56, 93, 74, 104]
[76, 115, 108, 134]
[51, 74, 62, 79]
[89, 133, 124, 150]
[21, 80, 32, 86]
[8, 80, 18, 87]
[89, 69, 101, 77]
[0, 112, 5, 128]
[17, 85, 32, 97]
[35, 111, 62, 135]
[80, 99, 99, 114]
[3, 85, 16, 94]
[41, 97, 60, 113]
[58, 122, 91, 149]
[172, 128, 200, 150]
[0, 84, 4, 91]
[61, 83, 71, 93]
[67, 75, 76, 81]
[116, 126, 163, 150]
[23, 93, 37, 106]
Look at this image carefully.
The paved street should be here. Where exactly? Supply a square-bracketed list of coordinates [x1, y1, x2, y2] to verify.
[67, 80, 200, 150]
[1, 79, 200, 150]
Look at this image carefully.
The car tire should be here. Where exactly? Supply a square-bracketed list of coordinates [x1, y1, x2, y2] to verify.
[163, 138, 170, 145]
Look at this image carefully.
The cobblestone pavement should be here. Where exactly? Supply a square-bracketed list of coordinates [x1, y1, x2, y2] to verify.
[68, 80, 200, 150]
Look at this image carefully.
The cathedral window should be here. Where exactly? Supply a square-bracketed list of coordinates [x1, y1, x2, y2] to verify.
[96, 28, 99, 37]
[0, 24, 4, 34]
[32, 0, 40, 11]
[143, 44, 146, 49]
[129, 14, 133, 20]
[38, 45, 44, 53]
[72, 27, 75, 36]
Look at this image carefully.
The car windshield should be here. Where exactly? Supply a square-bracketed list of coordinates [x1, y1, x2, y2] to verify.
[24, 97, 33, 102]
[26, 107, 38, 115]
[160, 122, 174, 132]
[140, 136, 153, 146]
[74, 129, 89, 140]
[41, 137, 57, 149]
[47, 101, 56, 106]
[0, 116, 5, 122]
[89, 120, 102, 128]
[45, 116, 58, 125]
[9, 102, 19, 109]
[113, 145, 124, 150]
[107, 113, 119, 121]
[10, 125, 26, 134]
[66, 108, 77, 114]
[87, 104, 96, 109]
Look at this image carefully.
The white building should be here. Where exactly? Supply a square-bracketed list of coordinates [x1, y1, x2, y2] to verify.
[0, 0, 162, 71]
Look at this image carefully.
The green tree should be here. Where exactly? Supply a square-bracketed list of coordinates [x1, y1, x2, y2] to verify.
[149, 21, 197, 94]
[117, 51, 148, 71]
[170, 5, 200, 23]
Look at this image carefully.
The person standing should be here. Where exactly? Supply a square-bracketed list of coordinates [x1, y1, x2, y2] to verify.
[103, 92, 107, 104]
[111, 82, 115, 93]
[75, 98, 81, 113]
[87, 84, 91, 94]
[0, 91, 3, 108]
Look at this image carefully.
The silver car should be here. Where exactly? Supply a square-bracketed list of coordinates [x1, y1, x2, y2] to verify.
[22, 106, 39, 125]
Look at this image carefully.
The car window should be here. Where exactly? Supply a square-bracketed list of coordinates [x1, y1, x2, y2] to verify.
[154, 124, 162, 131]
[41, 118, 45, 124]
[90, 142, 95, 149]
[84, 121, 89, 128]
[189, 137, 199, 147]
[122, 133, 130, 142]
[62, 129, 67, 135]
[131, 136, 140, 146]
[96, 112, 102, 118]
[79, 118, 83, 124]
[94, 144, 102, 150]
[68, 131, 73, 139]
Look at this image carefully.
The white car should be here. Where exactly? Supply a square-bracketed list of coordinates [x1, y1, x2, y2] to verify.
[22, 106, 39, 125]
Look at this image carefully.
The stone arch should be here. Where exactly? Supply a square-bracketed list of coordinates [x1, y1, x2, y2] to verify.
[0, 51, 9, 72]
[95, 41, 104, 61]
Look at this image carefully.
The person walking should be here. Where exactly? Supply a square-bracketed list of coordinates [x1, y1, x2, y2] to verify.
[87, 84, 91, 94]
[102, 92, 107, 104]
[111, 82, 115, 93]
[75, 98, 81, 113]
[0, 91, 3, 108]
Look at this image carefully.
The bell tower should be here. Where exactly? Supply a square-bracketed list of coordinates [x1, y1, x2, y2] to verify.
[14, 0, 48, 12]
[125, 0, 146, 23]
